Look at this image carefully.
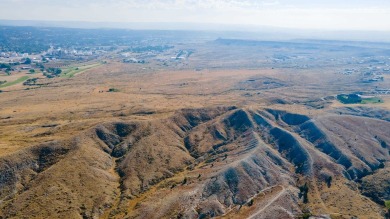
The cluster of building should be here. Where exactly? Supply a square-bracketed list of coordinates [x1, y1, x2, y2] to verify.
[120, 48, 193, 65]
[341, 68, 359, 75]
[339, 55, 389, 84]
[43, 46, 107, 60]
[0, 52, 30, 58]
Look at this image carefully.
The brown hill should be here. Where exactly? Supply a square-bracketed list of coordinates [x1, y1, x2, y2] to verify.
[1, 107, 389, 219]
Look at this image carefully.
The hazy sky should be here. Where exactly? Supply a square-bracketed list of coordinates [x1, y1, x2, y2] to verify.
[1, 0, 390, 31]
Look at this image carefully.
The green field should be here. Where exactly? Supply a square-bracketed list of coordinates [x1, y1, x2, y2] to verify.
[61, 63, 102, 78]
[0, 76, 30, 88]
[361, 97, 383, 104]
[337, 94, 383, 104]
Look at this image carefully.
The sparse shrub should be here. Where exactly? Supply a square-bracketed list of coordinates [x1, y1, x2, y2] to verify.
[247, 199, 254, 206]
[176, 212, 183, 219]
[385, 201, 390, 219]
[23, 78, 38, 86]
[299, 212, 312, 219]
[326, 176, 332, 188]
[108, 88, 119, 92]
[299, 183, 309, 203]
[134, 202, 141, 209]
[182, 177, 187, 185]
[381, 140, 387, 148]
[385, 200, 390, 209]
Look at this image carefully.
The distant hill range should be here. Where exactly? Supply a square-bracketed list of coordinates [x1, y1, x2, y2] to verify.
[1, 19, 390, 42]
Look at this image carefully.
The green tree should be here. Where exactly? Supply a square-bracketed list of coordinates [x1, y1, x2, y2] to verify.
[55, 68, 62, 75]
[0, 63, 11, 69]
[24, 58, 32, 64]
[46, 68, 62, 77]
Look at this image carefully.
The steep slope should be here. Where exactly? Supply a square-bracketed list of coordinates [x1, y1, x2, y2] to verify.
[0, 136, 118, 218]
[0, 107, 234, 218]
[0, 107, 389, 219]
[257, 109, 389, 217]
[360, 167, 390, 204]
